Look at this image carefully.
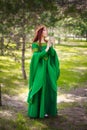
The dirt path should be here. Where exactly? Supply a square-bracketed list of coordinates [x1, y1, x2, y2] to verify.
[0, 86, 87, 130]
[58, 87, 87, 126]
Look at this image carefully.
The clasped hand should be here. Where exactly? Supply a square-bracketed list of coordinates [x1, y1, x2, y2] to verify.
[45, 37, 54, 52]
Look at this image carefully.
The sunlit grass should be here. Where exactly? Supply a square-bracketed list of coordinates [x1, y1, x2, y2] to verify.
[67, 38, 87, 43]
[0, 41, 87, 130]
[56, 42, 87, 91]
[0, 41, 87, 95]
[0, 55, 29, 95]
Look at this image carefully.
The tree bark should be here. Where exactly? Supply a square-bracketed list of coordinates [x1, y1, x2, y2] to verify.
[0, 36, 4, 55]
[86, 30, 87, 42]
[0, 84, 2, 106]
[21, 35, 27, 79]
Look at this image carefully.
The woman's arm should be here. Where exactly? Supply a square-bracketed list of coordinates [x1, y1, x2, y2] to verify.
[32, 42, 50, 58]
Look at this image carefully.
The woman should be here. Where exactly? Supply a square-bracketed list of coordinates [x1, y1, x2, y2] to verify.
[27, 25, 60, 118]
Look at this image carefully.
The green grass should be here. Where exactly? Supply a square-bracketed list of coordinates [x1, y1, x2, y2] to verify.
[55, 43, 87, 91]
[0, 41, 87, 95]
[0, 41, 87, 130]
[67, 38, 87, 43]
[62, 37, 87, 43]
[58, 102, 78, 110]
[0, 55, 29, 95]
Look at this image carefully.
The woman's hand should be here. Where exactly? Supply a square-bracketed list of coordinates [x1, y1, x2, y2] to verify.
[45, 39, 51, 52]
[45, 36, 55, 52]
[45, 45, 50, 52]
[49, 37, 55, 45]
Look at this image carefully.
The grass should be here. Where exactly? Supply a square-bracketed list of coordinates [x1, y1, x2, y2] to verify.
[0, 55, 30, 95]
[62, 37, 87, 43]
[1, 41, 87, 95]
[58, 102, 78, 110]
[67, 38, 87, 43]
[0, 40, 87, 130]
[55, 42, 87, 92]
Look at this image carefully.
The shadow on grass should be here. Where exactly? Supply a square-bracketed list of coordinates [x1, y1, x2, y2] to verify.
[0, 43, 87, 130]
[58, 67, 87, 92]
[0, 117, 16, 130]
[0, 56, 28, 95]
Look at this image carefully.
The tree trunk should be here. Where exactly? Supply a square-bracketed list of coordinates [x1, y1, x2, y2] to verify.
[0, 36, 4, 55]
[0, 84, 2, 106]
[16, 40, 20, 50]
[21, 35, 27, 79]
[86, 30, 87, 42]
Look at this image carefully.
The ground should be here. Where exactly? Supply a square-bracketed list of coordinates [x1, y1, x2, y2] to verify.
[0, 39, 87, 130]
[0, 85, 87, 130]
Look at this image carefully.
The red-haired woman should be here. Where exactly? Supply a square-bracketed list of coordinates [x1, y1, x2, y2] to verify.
[27, 25, 60, 118]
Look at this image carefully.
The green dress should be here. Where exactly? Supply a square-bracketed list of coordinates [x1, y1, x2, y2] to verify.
[27, 42, 60, 118]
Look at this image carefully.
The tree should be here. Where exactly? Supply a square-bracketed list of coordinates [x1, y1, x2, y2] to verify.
[0, 0, 58, 79]
[0, 84, 2, 106]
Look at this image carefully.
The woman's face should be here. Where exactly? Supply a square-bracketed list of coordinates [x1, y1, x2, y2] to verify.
[42, 27, 48, 37]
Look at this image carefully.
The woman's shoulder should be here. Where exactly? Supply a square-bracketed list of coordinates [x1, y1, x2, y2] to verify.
[32, 42, 39, 47]
[32, 42, 38, 45]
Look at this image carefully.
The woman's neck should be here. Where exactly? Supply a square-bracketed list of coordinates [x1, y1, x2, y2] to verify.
[41, 37, 46, 43]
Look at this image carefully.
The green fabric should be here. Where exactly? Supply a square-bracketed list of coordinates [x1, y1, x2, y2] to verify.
[27, 42, 60, 118]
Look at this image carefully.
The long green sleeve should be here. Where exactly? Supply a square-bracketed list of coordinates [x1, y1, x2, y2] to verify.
[27, 43, 48, 103]
[32, 42, 47, 58]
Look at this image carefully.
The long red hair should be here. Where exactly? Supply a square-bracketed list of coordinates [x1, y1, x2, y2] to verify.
[33, 25, 47, 46]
